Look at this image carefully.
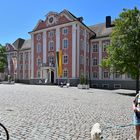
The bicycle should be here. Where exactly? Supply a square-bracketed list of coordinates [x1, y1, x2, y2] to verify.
[0, 123, 9, 140]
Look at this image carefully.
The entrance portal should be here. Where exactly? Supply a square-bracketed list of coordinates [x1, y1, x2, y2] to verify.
[51, 71, 54, 83]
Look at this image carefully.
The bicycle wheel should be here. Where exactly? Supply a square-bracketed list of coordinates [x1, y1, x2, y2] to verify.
[0, 123, 9, 140]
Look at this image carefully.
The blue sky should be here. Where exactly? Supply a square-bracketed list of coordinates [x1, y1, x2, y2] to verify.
[0, 0, 140, 45]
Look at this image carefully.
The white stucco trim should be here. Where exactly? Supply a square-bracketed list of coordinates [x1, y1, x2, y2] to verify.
[31, 34, 34, 79]
[72, 24, 76, 78]
[43, 31, 47, 63]
[99, 41, 102, 79]
[77, 24, 80, 78]
[84, 29, 86, 76]
[28, 51, 31, 79]
[56, 27, 60, 52]
[29, 22, 76, 35]
[23, 52, 25, 79]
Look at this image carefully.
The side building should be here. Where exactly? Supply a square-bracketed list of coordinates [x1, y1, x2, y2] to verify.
[89, 23, 135, 89]
[5, 38, 31, 83]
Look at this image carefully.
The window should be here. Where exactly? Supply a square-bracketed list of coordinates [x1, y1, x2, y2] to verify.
[127, 73, 131, 79]
[63, 38, 68, 49]
[20, 54, 23, 61]
[25, 53, 28, 60]
[103, 71, 109, 78]
[93, 72, 98, 78]
[80, 39, 84, 50]
[102, 41, 110, 52]
[25, 64, 28, 70]
[62, 28, 68, 35]
[87, 42, 89, 52]
[37, 71, 40, 78]
[63, 55, 68, 64]
[86, 58, 89, 66]
[37, 58, 41, 66]
[48, 31, 54, 38]
[37, 34, 41, 41]
[114, 84, 121, 89]
[20, 65, 23, 70]
[93, 58, 98, 66]
[93, 43, 98, 52]
[63, 69, 68, 78]
[49, 41, 54, 51]
[80, 56, 84, 64]
[37, 43, 41, 53]
[114, 72, 121, 79]
[80, 29, 84, 36]
[48, 56, 54, 66]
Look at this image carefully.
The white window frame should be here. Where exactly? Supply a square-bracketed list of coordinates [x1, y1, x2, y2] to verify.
[63, 55, 68, 64]
[48, 41, 54, 51]
[63, 69, 68, 78]
[102, 41, 110, 52]
[48, 31, 54, 38]
[37, 57, 41, 66]
[37, 71, 41, 78]
[93, 72, 98, 78]
[93, 58, 98, 66]
[93, 43, 98, 52]
[48, 56, 54, 66]
[80, 55, 84, 64]
[37, 34, 41, 41]
[114, 72, 121, 79]
[114, 84, 121, 89]
[37, 42, 41, 53]
[62, 28, 68, 35]
[103, 71, 109, 78]
[63, 38, 68, 49]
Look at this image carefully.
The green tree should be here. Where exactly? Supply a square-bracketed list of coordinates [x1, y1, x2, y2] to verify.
[102, 7, 140, 94]
[0, 44, 7, 72]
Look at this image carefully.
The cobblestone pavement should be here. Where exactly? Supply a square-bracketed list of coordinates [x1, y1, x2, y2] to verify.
[0, 84, 136, 140]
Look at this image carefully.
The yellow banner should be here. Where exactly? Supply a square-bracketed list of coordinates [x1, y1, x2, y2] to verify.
[58, 50, 62, 76]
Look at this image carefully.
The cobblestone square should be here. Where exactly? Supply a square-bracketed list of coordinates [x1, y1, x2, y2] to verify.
[0, 84, 135, 139]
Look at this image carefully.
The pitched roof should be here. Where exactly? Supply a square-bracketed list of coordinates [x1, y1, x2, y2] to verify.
[12, 38, 25, 50]
[89, 23, 112, 38]
[20, 39, 31, 50]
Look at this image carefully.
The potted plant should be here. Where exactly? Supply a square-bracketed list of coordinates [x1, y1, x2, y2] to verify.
[78, 75, 89, 89]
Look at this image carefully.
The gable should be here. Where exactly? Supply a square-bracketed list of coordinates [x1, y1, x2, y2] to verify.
[33, 10, 75, 31]
[6, 44, 16, 52]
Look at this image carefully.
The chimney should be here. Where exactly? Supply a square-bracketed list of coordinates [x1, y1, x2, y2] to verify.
[106, 16, 115, 28]
[78, 17, 83, 22]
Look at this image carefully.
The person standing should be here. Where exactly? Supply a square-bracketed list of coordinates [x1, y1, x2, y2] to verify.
[133, 93, 140, 140]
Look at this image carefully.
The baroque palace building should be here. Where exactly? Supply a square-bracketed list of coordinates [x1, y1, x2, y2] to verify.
[5, 9, 135, 89]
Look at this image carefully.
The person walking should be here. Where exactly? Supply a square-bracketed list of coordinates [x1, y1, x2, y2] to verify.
[133, 93, 140, 140]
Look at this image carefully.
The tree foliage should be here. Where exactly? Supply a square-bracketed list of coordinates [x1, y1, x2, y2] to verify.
[102, 7, 140, 93]
[0, 44, 7, 72]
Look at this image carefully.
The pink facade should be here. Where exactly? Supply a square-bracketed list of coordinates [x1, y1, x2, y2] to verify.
[29, 10, 95, 84]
